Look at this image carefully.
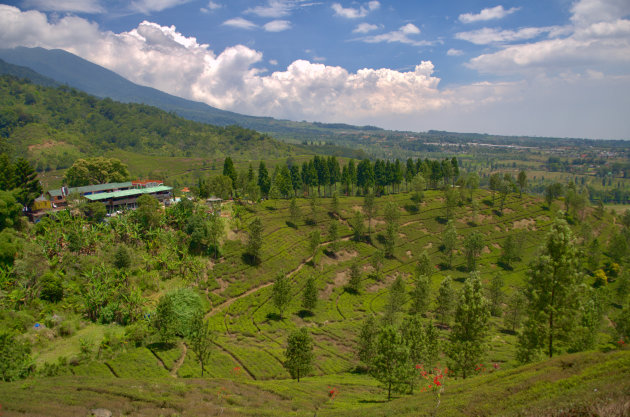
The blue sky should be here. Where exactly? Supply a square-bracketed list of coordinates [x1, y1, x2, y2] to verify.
[1, 0, 630, 139]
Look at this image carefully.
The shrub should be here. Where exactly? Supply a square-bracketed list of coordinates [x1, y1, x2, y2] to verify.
[0, 331, 32, 381]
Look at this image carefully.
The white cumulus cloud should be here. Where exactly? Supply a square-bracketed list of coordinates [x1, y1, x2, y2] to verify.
[455, 26, 560, 45]
[332, 1, 379, 19]
[263, 20, 292, 32]
[200, 1, 221, 13]
[359, 23, 431, 46]
[222, 17, 258, 30]
[458, 5, 520, 24]
[353, 22, 379, 33]
[130, 0, 193, 14]
[447, 48, 463, 56]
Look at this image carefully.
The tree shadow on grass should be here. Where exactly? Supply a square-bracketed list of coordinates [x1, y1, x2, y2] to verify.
[436, 216, 448, 225]
[497, 260, 513, 271]
[241, 253, 261, 266]
[499, 329, 517, 336]
[492, 209, 503, 217]
[265, 205, 277, 211]
[286, 221, 297, 229]
[147, 341, 176, 351]
[305, 218, 317, 226]
[266, 312, 282, 321]
[456, 265, 469, 273]
[297, 310, 314, 318]
[467, 221, 478, 227]
[323, 249, 337, 258]
[358, 399, 391, 404]
[404, 204, 419, 214]
[376, 234, 387, 245]
[453, 276, 466, 283]
[482, 199, 493, 207]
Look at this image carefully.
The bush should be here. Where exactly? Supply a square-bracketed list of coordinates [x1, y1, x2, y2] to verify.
[125, 321, 150, 347]
[153, 288, 203, 343]
[40, 273, 64, 303]
[0, 331, 32, 381]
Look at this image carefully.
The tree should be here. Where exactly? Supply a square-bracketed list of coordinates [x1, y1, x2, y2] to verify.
[222, 156, 237, 185]
[13, 158, 42, 209]
[371, 249, 385, 281]
[308, 230, 320, 259]
[487, 274, 504, 317]
[284, 328, 314, 382]
[415, 250, 433, 278]
[81, 201, 107, 223]
[444, 187, 457, 221]
[328, 219, 340, 253]
[258, 161, 271, 197]
[517, 170, 527, 198]
[357, 314, 378, 369]
[209, 175, 233, 200]
[0, 332, 31, 381]
[207, 211, 225, 259]
[544, 182, 564, 207]
[357, 159, 375, 194]
[347, 262, 362, 294]
[308, 193, 318, 225]
[113, 245, 131, 269]
[436, 276, 455, 324]
[349, 210, 366, 242]
[384, 201, 399, 258]
[463, 231, 484, 272]
[498, 174, 514, 214]
[135, 194, 162, 231]
[384, 276, 406, 323]
[409, 274, 431, 316]
[154, 288, 203, 343]
[186, 312, 214, 376]
[518, 216, 582, 362]
[401, 316, 440, 391]
[499, 234, 520, 269]
[272, 273, 292, 317]
[302, 275, 318, 312]
[245, 217, 263, 265]
[370, 325, 412, 400]
[63, 157, 130, 187]
[410, 174, 425, 208]
[363, 192, 376, 240]
[489, 173, 502, 205]
[466, 172, 479, 201]
[447, 272, 490, 378]
[504, 289, 527, 332]
[331, 191, 339, 215]
[0, 190, 22, 231]
[289, 196, 300, 226]
[441, 220, 457, 269]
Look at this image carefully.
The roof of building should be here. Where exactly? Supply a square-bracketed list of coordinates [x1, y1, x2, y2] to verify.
[48, 182, 133, 197]
[84, 185, 173, 202]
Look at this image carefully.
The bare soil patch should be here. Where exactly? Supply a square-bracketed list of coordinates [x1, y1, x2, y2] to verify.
[322, 271, 348, 298]
[28, 140, 66, 151]
[512, 219, 536, 230]
[423, 242, 433, 249]
[482, 246, 491, 254]
[320, 249, 358, 266]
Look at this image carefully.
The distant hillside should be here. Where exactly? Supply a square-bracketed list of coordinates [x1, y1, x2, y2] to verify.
[0, 74, 299, 172]
[0, 58, 59, 87]
[0, 47, 382, 139]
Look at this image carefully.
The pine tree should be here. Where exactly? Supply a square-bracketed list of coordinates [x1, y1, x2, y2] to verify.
[409, 274, 431, 316]
[302, 276, 318, 312]
[13, 158, 41, 209]
[186, 312, 214, 377]
[441, 220, 457, 269]
[0, 154, 14, 191]
[245, 217, 263, 265]
[284, 328, 314, 382]
[436, 276, 455, 325]
[415, 250, 433, 278]
[308, 230, 320, 259]
[384, 276, 406, 324]
[384, 201, 399, 258]
[363, 192, 375, 240]
[350, 210, 365, 242]
[331, 191, 339, 215]
[370, 325, 413, 400]
[487, 274, 504, 317]
[357, 314, 378, 369]
[371, 250, 385, 281]
[222, 156, 237, 185]
[272, 273, 292, 317]
[258, 161, 270, 197]
[347, 262, 362, 294]
[463, 231, 484, 272]
[289, 196, 300, 226]
[517, 170, 527, 198]
[328, 219, 339, 253]
[447, 271, 490, 378]
[518, 216, 582, 362]
[504, 289, 526, 333]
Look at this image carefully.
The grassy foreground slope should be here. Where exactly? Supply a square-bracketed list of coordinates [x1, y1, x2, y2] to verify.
[1, 349, 628, 416]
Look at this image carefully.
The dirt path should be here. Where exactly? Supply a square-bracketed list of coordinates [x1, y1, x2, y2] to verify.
[170, 343, 187, 377]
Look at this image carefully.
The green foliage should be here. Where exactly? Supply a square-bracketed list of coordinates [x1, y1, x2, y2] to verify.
[401, 316, 440, 382]
[0, 228, 21, 267]
[357, 314, 378, 369]
[487, 274, 505, 317]
[409, 274, 430, 316]
[222, 156, 237, 185]
[350, 210, 365, 241]
[504, 289, 527, 332]
[63, 157, 130, 187]
[39, 271, 63, 303]
[272, 273, 291, 317]
[0, 190, 22, 231]
[308, 229, 320, 258]
[415, 250, 433, 278]
[134, 194, 162, 231]
[13, 157, 42, 208]
[209, 175, 233, 200]
[436, 276, 455, 324]
[289, 196, 300, 226]
[0, 331, 31, 381]
[245, 217, 263, 265]
[363, 192, 375, 237]
[519, 216, 582, 362]
[154, 288, 203, 343]
[302, 275, 318, 312]
[463, 231, 484, 272]
[441, 220, 457, 269]
[113, 245, 131, 269]
[187, 312, 214, 376]
[370, 325, 413, 400]
[384, 276, 407, 324]
[81, 201, 107, 223]
[284, 327, 314, 382]
[383, 200, 399, 257]
[447, 271, 490, 378]
[347, 262, 362, 294]
[328, 219, 339, 253]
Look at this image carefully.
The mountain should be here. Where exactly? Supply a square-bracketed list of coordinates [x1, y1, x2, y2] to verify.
[0, 58, 59, 87]
[0, 47, 382, 138]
